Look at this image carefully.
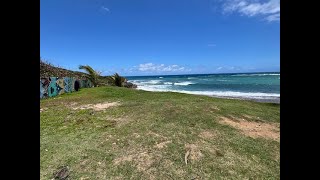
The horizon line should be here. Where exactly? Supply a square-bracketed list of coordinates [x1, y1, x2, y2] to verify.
[123, 71, 280, 77]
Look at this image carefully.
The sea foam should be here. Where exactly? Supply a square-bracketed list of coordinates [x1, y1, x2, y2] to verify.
[232, 73, 280, 77]
[174, 81, 194, 86]
[136, 86, 279, 99]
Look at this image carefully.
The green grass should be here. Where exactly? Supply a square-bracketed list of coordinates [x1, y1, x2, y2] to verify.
[40, 86, 280, 179]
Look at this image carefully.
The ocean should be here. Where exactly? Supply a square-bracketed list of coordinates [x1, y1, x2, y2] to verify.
[126, 72, 280, 103]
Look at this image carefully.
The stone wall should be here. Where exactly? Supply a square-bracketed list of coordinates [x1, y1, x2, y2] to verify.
[40, 77, 93, 99]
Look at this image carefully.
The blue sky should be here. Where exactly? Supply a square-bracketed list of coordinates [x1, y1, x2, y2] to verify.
[40, 0, 280, 76]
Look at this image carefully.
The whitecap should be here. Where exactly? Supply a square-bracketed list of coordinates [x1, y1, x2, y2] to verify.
[136, 86, 280, 99]
[173, 81, 194, 86]
[232, 73, 280, 77]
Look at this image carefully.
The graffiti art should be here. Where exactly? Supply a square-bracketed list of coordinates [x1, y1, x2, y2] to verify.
[80, 79, 93, 88]
[40, 77, 93, 99]
[40, 78, 51, 98]
[48, 77, 58, 97]
[56, 78, 65, 95]
[64, 77, 74, 93]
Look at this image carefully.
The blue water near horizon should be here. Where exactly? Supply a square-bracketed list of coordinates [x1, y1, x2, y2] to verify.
[126, 72, 280, 100]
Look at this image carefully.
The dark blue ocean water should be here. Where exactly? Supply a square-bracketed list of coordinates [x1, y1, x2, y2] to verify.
[126, 72, 280, 100]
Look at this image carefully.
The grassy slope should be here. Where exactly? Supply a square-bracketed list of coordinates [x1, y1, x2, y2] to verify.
[40, 86, 280, 179]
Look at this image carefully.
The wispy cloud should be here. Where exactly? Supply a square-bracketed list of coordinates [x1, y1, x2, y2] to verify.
[137, 63, 190, 73]
[221, 0, 280, 22]
[265, 13, 280, 22]
[214, 66, 242, 71]
[105, 64, 275, 76]
[101, 6, 110, 12]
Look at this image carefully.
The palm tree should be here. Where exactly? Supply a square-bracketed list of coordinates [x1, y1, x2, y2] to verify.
[107, 73, 127, 87]
[79, 65, 99, 86]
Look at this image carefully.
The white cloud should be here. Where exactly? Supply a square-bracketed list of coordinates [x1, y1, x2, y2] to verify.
[137, 63, 189, 73]
[222, 0, 280, 22]
[101, 6, 110, 12]
[138, 63, 156, 71]
[214, 66, 242, 72]
[265, 13, 280, 22]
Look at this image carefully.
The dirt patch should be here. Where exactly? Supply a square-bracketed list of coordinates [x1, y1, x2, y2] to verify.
[158, 158, 187, 178]
[242, 114, 253, 119]
[219, 117, 280, 141]
[113, 133, 166, 171]
[196, 139, 223, 157]
[147, 131, 167, 139]
[110, 116, 132, 127]
[79, 177, 90, 180]
[113, 154, 134, 165]
[185, 144, 204, 163]
[206, 105, 220, 112]
[113, 151, 154, 171]
[40, 107, 48, 113]
[72, 102, 120, 111]
[154, 140, 172, 149]
[198, 131, 217, 140]
[135, 152, 153, 171]
[242, 114, 265, 122]
[70, 102, 78, 106]
[132, 133, 141, 138]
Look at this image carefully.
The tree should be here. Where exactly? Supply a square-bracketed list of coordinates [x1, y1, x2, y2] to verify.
[107, 73, 127, 87]
[79, 65, 99, 86]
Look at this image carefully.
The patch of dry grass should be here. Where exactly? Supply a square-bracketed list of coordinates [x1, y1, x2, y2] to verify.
[219, 116, 280, 141]
[71, 102, 120, 111]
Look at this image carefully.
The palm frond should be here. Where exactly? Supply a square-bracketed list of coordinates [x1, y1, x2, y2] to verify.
[106, 73, 126, 87]
[79, 65, 97, 76]
[79, 65, 98, 86]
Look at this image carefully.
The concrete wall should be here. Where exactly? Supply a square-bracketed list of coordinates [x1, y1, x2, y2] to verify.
[40, 77, 93, 99]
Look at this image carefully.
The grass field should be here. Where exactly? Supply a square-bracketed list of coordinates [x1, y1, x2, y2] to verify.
[40, 86, 280, 179]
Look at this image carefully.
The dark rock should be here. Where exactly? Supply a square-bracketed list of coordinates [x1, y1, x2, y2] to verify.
[123, 82, 137, 88]
[53, 166, 69, 180]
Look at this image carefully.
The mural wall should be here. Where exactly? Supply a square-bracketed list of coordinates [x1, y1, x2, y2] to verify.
[40, 77, 93, 99]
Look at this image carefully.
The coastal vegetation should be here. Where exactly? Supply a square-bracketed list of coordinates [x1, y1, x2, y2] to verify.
[79, 65, 100, 87]
[77, 65, 135, 88]
[40, 59, 136, 89]
[106, 73, 127, 87]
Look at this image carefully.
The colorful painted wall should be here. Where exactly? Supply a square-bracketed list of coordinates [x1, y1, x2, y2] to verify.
[40, 77, 93, 99]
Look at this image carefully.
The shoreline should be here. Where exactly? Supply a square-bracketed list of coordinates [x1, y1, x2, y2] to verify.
[135, 88, 280, 104]
[212, 96, 280, 104]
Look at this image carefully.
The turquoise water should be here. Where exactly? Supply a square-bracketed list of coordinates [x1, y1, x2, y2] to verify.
[126, 72, 280, 100]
